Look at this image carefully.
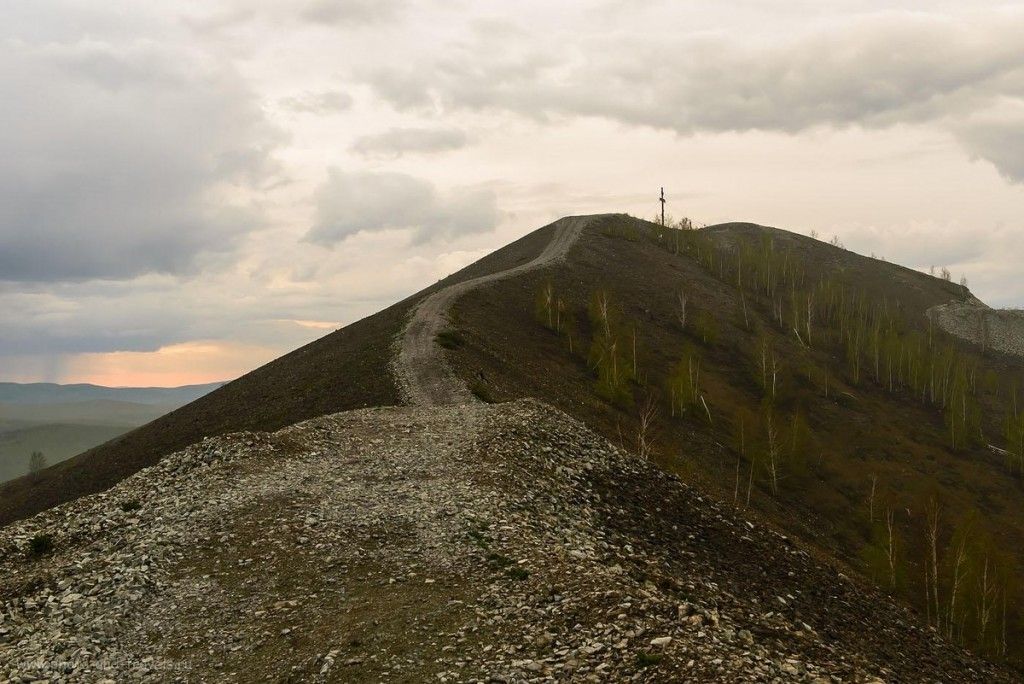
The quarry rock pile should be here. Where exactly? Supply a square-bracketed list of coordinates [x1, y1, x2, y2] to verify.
[931, 302, 1024, 358]
[0, 401, 1006, 682]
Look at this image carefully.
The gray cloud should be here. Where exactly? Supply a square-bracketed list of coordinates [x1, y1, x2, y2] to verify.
[301, 0, 407, 25]
[361, 13, 1024, 178]
[184, 0, 409, 32]
[308, 169, 498, 244]
[956, 112, 1024, 183]
[0, 37, 280, 282]
[350, 127, 469, 158]
[279, 89, 354, 114]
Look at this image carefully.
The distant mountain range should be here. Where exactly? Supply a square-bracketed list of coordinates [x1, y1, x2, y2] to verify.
[0, 381, 224, 483]
[0, 382, 223, 406]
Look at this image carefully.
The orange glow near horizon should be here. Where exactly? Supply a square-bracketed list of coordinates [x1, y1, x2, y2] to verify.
[57, 341, 279, 387]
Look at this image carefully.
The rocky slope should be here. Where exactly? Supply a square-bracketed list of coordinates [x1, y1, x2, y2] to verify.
[0, 401, 1008, 682]
[930, 301, 1024, 358]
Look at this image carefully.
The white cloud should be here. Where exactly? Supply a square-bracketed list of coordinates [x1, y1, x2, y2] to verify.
[279, 89, 353, 114]
[350, 127, 469, 158]
[3, 1, 1024, 384]
[955, 103, 1024, 183]
[300, 0, 407, 26]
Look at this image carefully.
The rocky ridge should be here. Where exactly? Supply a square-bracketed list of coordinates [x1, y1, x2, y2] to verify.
[0, 400, 1008, 682]
[930, 301, 1024, 358]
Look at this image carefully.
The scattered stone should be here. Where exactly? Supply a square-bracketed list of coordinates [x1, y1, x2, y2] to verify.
[0, 400, 1011, 682]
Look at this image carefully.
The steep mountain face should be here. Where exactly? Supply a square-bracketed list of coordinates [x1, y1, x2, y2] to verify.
[3, 212, 1023, 678]
[1, 401, 1009, 681]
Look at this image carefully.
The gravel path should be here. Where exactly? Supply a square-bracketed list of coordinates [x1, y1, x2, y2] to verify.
[392, 215, 600, 406]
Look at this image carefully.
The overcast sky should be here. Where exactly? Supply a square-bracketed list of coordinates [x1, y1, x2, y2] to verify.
[2, 1, 1023, 386]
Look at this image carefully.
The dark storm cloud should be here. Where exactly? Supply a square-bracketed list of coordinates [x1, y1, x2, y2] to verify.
[0, 34, 280, 282]
[350, 127, 469, 158]
[307, 169, 497, 244]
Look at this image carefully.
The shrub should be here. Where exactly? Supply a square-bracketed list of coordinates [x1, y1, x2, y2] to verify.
[436, 329, 463, 350]
[28, 450, 47, 475]
[506, 566, 530, 581]
[637, 652, 663, 668]
[29, 533, 54, 557]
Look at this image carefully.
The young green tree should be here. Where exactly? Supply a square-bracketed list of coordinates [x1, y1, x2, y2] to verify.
[28, 450, 46, 475]
[636, 392, 659, 460]
[587, 290, 635, 406]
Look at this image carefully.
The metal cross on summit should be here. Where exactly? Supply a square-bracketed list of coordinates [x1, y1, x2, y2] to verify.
[659, 187, 666, 226]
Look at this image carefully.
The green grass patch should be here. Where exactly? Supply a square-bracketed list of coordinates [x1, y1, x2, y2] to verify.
[436, 329, 464, 350]
[637, 652, 663, 668]
[28, 533, 54, 557]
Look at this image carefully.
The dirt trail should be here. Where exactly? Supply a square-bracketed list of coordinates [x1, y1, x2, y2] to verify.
[393, 214, 602, 405]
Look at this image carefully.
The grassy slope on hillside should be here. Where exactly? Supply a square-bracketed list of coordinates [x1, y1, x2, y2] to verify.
[0, 382, 222, 406]
[447, 214, 1024, 665]
[0, 400, 174, 426]
[0, 221, 560, 527]
[0, 423, 134, 483]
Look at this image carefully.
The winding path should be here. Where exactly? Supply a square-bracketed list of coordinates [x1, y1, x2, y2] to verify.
[393, 214, 602, 406]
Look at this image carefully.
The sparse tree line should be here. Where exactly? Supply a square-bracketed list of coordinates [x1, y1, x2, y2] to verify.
[531, 220, 1024, 663]
[644, 221, 1024, 659]
[536, 277, 812, 508]
[648, 224, 1021, 456]
[590, 219, 1024, 660]
[862, 488, 1016, 658]
[1004, 386, 1024, 475]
